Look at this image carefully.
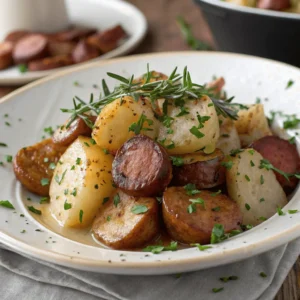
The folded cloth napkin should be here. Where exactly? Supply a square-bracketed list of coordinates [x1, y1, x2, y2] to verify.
[1, 238, 300, 300]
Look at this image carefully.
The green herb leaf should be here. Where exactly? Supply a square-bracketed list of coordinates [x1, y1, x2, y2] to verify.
[18, 64, 28, 73]
[64, 201, 72, 210]
[40, 178, 49, 186]
[113, 193, 120, 207]
[184, 183, 201, 196]
[131, 205, 148, 214]
[28, 206, 42, 215]
[288, 209, 298, 214]
[0, 142, 7, 147]
[277, 207, 285, 216]
[0, 200, 14, 209]
[40, 197, 49, 204]
[260, 272, 267, 278]
[79, 209, 83, 223]
[170, 156, 184, 166]
[5, 155, 12, 163]
[189, 126, 205, 138]
[212, 287, 224, 293]
[286, 79, 294, 89]
[128, 114, 154, 135]
[143, 241, 178, 254]
[221, 161, 233, 170]
[211, 224, 225, 244]
[191, 243, 212, 251]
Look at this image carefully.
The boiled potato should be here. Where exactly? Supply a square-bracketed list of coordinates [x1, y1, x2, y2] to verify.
[157, 95, 219, 155]
[49, 136, 115, 228]
[226, 149, 287, 226]
[234, 104, 272, 147]
[92, 96, 159, 153]
[217, 115, 241, 155]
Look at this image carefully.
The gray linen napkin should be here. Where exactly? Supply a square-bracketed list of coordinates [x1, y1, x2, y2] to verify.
[1, 238, 300, 300]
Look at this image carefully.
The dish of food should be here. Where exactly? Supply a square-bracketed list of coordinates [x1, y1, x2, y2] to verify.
[0, 0, 146, 85]
[225, 0, 300, 13]
[1, 52, 300, 274]
[1, 24, 128, 72]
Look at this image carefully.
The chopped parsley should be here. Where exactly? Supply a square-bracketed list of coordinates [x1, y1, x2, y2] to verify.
[289, 136, 296, 144]
[54, 169, 67, 185]
[0, 142, 7, 147]
[90, 138, 96, 145]
[40, 197, 49, 204]
[187, 197, 205, 214]
[212, 206, 220, 212]
[5, 121, 11, 126]
[28, 206, 42, 215]
[260, 272, 267, 278]
[260, 198, 265, 203]
[221, 161, 233, 170]
[131, 205, 148, 214]
[5, 155, 13, 163]
[286, 79, 294, 89]
[288, 209, 298, 214]
[250, 160, 255, 167]
[18, 64, 28, 73]
[176, 106, 189, 117]
[129, 114, 154, 134]
[212, 287, 224, 293]
[220, 276, 238, 282]
[40, 178, 49, 186]
[79, 210, 83, 223]
[71, 188, 77, 196]
[106, 216, 111, 221]
[49, 162, 56, 170]
[245, 175, 250, 182]
[44, 126, 54, 136]
[113, 193, 120, 207]
[245, 203, 251, 211]
[211, 190, 222, 197]
[259, 159, 290, 182]
[170, 156, 184, 166]
[84, 142, 90, 147]
[102, 197, 110, 205]
[0, 200, 15, 209]
[64, 201, 72, 210]
[102, 148, 110, 155]
[184, 183, 200, 196]
[277, 207, 285, 216]
[210, 224, 225, 244]
[230, 149, 243, 157]
[260, 175, 264, 185]
[189, 126, 205, 138]
[191, 243, 212, 251]
[143, 241, 178, 254]
[76, 157, 81, 165]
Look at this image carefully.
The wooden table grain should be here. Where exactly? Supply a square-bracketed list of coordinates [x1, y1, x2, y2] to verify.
[0, 0, 299, 298]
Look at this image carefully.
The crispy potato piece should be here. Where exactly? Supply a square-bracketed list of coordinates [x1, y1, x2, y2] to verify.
[162, 187, 242, 244]
[52, 115, 97, 146]
[49, 136, 115, 228]
[92, 96, 159, 153]
[234, 104, 272, 147]
[92, 189, 159, 249]
[112, 135, 172, 196]
[171, 149, 225, 189]
[217, 115, 241, 155]
[13, 138, 67, 196]
[157, 95, 220, 155]
[226, 149, 287, 226]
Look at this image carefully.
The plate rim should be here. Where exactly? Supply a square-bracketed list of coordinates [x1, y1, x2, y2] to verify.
[1, 51, 300, 274]
[0, 0, 147, 86]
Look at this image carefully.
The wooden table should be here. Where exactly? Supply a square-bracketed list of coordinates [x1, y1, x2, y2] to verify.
[0, 0, 299, 298]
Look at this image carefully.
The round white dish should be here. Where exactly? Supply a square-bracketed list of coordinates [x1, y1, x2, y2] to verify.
[0, 51, 299, 275]
[0, 0, 147, 86]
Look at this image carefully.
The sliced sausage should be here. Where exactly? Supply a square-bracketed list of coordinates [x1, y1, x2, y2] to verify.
[162, 187, 242, 244]
[48, 41, 76, 56]
[72, 40, 99, 63]
[0, 42, 13, 70]
[86, 25, 127, 53]
[257, 0, 290, 10]
[13, 34, 49, 64]
[171, 149, 226, 189]
[13, 138, 67, 196]
[52, 115, 97, 146]
[4, 30, 30, 44]
[28, 55, 73, 71]
[92, 189, 159, 249]
[112, 135, 172, 197]
[251, 135, 300, 190]
[54, 28, 97, 42]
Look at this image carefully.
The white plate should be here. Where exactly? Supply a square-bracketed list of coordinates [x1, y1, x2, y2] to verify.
[1, 52, 300, 275]
[0, 0, 147, 86]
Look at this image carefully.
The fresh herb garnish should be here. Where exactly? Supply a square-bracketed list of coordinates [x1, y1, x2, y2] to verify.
[143, 241, 178, 254]
[102, 197, 110, 204]
[211, 224, 225, 244]
[260, 272, 267, 278]
[113, 193, 120, 207]
[286, 79, 294, 89]
[220, 276, 238, 282]
[0, 142, 7, 147]
[40, 178, 49, 186]
[245, 175, 250, 182]
[40, 197, 49, 204]
[184, 183, 201, 196]
[76, 157, 81, 165]
[221, 161, 233, 170]
[170, 156, 184, 166]
[0, 200, 14, 209]
[54, 169, 67, 185]
[18, 64, 28, 73]
[5, 155, 12, 163]
[277, 207, 285, 216]
[211, 190, 222, 197]
[131, 205, 148, 214]
[212, 287, 224, 293]
[28, 206, 42, 215]
[79, 210, 83, 223]
[245, 203, 251, 211]
[128, 114, 154, 134]
[64, 201, 72, 210]
[259, 159, 290, 182]
[212, 206, 221, 212]
[288, 209, 298, 214]
[187, 198, 205, 214]
[191, 243, 212, 251]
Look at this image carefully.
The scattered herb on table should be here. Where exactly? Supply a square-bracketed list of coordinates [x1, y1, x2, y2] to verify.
[0, 200, 14, 209]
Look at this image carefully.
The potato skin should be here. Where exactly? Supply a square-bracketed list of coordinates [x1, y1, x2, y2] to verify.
[92, 189, 159, 249]
[112, 135, 172, 197]
[171, 149, 225, 189]
[251, 136, 300, 190]
[162, 187, 242, 244]
[13, 138, 67, 196]
[52, 115, 97, 147]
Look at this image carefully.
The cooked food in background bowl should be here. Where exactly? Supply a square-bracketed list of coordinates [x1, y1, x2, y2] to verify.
[194, 0, 300, 66]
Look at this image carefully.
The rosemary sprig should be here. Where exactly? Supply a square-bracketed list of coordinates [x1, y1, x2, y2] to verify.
[61, 65, 238, 128]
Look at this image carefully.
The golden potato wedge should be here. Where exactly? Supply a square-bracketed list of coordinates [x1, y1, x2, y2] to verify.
[157, 95, 220, 155]
[226, 149, 287, 226]
[49, 136, 115, 228]
[92, 96, 159, 153]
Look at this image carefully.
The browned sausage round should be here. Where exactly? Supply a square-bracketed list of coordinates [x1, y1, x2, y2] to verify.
[162, 187, 242, 244]
[54, 28, 97, 42]
[52, 115, 97, 146]
[13, 34, 49, 64]
[112, 135, 172, 197]
[72, 40, 99, 63]
[86, 25, 126, 53]
[171, 149, 226, 189]
[28, 55, 73, 71]
[92, 189, 159, 249]
[251, 136, 300, 190]
[4, 30, 30, 44]
[48, 41, 76, 56]
[13, 139, 67, 196]
[257, 0, 290, 10]
[0, 42, 13, 70]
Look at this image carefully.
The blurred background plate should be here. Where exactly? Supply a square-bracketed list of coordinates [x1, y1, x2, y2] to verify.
[0, 0, 147, 85]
